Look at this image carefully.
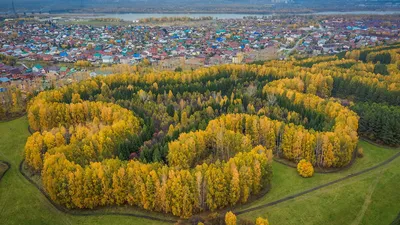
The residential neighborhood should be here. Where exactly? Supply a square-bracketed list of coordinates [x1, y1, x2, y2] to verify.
[0, 14, 399, 94]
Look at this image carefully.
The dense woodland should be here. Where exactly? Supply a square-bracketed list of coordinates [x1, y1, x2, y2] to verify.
[21, 44, 400, 219]
[351, 102, 400, 146]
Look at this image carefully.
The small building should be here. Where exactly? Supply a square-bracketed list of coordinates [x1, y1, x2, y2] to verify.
[120, 57, 131, 65]
[102, 56, 114, 64]
[32, 64, 44, 73]
[48, 66, 60, 74]
[0, 77, 10, 83]
[60, 67, 70, 76]
[94, 53, 102, 60]
[43, 55, 53, 61]
[232, 53, 244, 64]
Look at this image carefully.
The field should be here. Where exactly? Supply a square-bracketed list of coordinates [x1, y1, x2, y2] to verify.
[0, 116, 399, 225]
[0, 161, 9, 180]
[236, 142, 400, 225]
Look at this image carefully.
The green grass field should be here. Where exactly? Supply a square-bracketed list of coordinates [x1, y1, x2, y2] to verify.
[236, 143, 400, 225]
[0, 162, 9, 179]
[0, 117, 399, 225]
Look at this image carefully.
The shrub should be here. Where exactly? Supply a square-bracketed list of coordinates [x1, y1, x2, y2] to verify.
[357, 147, 364, 158]
[297, 159, 314, 177]
[255, 217, 269, 225]
[225, 211, 237, 225]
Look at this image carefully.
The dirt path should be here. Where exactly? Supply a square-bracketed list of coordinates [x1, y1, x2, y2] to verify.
[350, 169, 384, 225]
[391, 213, 400, 225]
[0, 160, 10, 182]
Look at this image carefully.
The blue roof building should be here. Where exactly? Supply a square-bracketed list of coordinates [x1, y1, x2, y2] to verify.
[0, 77, 10, 83]
[60, 52, 68, 57]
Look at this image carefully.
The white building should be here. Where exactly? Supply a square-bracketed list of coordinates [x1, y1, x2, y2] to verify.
[102, 56, 114, 64]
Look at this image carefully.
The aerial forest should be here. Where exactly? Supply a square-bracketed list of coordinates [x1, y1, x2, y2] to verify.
[22, 44, 400, 218]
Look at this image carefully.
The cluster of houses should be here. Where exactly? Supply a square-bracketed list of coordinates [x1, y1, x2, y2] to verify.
[0, 62, 77, 92]
[293, 16, 400, 55]
[0, 16, 301, 68]
[0, 15, 399, 88]
[1, 16, 399, 68]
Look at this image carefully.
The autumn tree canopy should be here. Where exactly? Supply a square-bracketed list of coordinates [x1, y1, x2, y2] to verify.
[24, 45, 400, 218]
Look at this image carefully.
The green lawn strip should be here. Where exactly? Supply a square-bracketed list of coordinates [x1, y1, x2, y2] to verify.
[360, 161, 400, 225]
[0, 117, 170, 225]
[238, 156, 400, 225]
[234, 140, 398, 211]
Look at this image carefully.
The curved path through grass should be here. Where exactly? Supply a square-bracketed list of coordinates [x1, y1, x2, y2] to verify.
[0, 160, 10, 182]
[235, 141, 400, 225]
[234, 151, 400, 214]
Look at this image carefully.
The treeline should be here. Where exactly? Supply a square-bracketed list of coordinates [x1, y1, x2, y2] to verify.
[109, 70, 337, 164]
[41, 144, 272, 218]
[332, 76, 400, 105]
[24, 66, 277, 218]
[93, 18, 123, 22]
[351, 102, 400, 146]
[263, 78, 359, 167]
[25, 92, 141, 172]
[24, 45, 400, 218]
[270, 56, 400, 105]
[295, 55, 338, 68]
[0, 88, 27, 121]
[344, 43, 400, 62]
[138, 16, 213, 23]
[299, 46, 400, 147]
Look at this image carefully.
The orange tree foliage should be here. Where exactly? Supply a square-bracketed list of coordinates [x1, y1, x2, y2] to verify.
[255, 217, 270, 225]
[24, 56, 372, 218]
[297, 159, 314, 178]
[25, 80, 273, 218]
[225, 211, 237, 225]
[263, 77, 359, 167]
